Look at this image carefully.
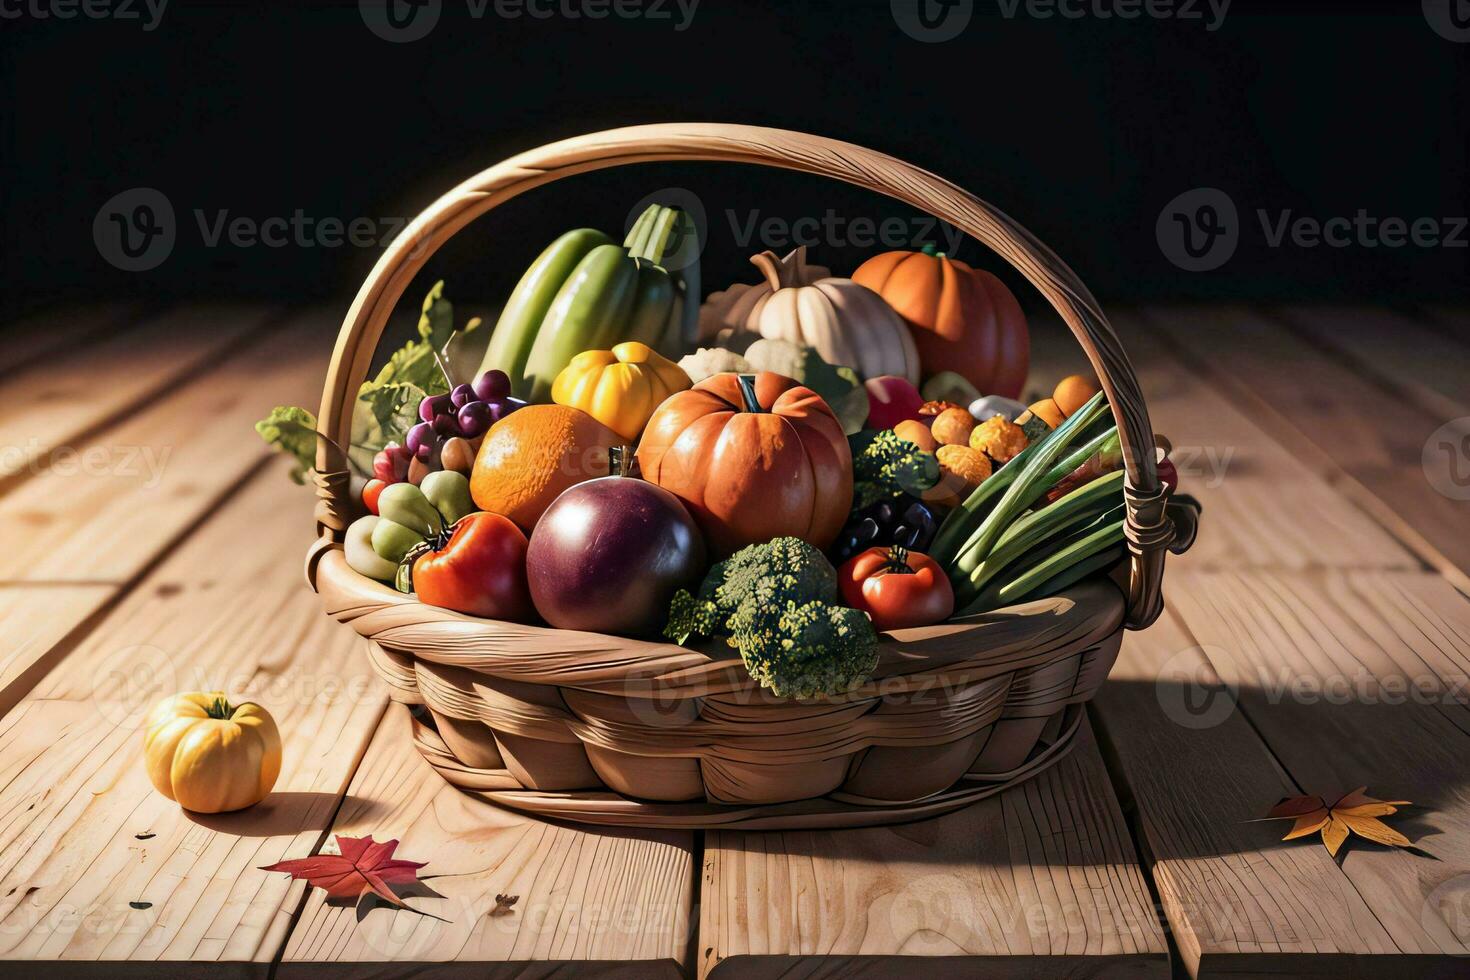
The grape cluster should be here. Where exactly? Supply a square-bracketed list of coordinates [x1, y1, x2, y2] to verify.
[373, 370, 524, 482]
[831, 496, 940, 565]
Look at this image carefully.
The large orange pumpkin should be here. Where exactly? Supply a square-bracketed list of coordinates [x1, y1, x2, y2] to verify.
[636, 372, 852, 557]
[852, 245, 1029, 399]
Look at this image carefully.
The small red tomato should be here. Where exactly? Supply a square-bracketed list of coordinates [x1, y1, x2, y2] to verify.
[839, 545, 954, 632]
[361, 479, 388, 515]
[413, 512, 534, 622]
[1157, 457, 1179, 492]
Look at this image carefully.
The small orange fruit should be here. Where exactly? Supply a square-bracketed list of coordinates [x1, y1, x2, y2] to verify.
[1053, 375, 1099, 417]
[893, 418, 938, 454]
[470, 405, 623, 531]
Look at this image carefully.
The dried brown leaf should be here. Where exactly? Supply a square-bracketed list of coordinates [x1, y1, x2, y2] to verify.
[1258, 788, 1413, 858]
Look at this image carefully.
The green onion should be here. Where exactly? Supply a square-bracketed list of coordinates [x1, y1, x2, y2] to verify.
[958, 509, 1126, 616]
[954, 470, 1126, 603]
[949, 426, 1119, 574]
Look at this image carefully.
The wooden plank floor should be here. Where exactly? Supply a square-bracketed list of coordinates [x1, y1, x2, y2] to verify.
[0, 302, 1464, 977]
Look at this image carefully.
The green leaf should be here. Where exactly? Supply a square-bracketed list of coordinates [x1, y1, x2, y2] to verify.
[255, 406, 321, 484]
[417, 279, 455, 349]
[358, 381, 425, 441]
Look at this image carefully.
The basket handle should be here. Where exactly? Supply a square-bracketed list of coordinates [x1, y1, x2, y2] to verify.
[313, 123, 1176, 629]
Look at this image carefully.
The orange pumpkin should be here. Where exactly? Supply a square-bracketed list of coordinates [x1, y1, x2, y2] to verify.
[636, 372, 852, 557]
[852, 245, 1029, 400]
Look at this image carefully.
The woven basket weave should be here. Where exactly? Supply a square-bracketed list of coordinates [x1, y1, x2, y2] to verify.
[306, 124, 1192, 829]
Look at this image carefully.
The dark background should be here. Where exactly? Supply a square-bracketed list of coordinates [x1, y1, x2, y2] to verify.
[3, 0, 1467, 323]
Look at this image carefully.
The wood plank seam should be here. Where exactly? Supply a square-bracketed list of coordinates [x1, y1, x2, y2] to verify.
[1262, 304, 1469, 424]
[261, 698, 391, 980]
[0, 443, 282, 719]
[1133, 307, 1470, 597]
[0, 305, 287, 501]
[1084, 702, 1192, 967]
[0, 304, 149, 383]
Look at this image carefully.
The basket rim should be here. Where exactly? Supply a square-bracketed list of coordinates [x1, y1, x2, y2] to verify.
[312, 545, 1125, 702]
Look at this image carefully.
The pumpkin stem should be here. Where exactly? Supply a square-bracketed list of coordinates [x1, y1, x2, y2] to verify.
[608, 445, 633, 478]
[749, 250, 791, 291]
[735, 374, 764, 414]
[884, 545, 916, 574]
[206, 695, 233, 720]
[920, 242, 945, 259]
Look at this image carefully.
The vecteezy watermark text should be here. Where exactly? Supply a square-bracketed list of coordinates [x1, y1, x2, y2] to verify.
[891, 0, 1229, 42]
[360, 0, 698, 43]
[0, 0, 167, 30]
[1158, 187, 1468, 272]
[727, 209, 966, 255]
[94, 188, 429, 272]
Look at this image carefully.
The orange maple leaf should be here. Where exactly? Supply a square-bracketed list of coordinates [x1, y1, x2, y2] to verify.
[1256, 787, 1412, 857]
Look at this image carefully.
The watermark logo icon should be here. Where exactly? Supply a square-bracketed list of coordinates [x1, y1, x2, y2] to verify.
[1424, 0, 1470, 42]
[1423, 417, 1470, 501]
[891, 0, 972, 42]
[1157, 187, 1238, 272]
[1421, 874, 1470, 950]
[361, 0, 442, 43]
[94, 188, 175, 272]
[1155, 645, 1238, 730]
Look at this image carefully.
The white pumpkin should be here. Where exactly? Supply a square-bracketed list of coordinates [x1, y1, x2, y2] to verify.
[714, 248, 920, 384]
[697, 246, 832, 342]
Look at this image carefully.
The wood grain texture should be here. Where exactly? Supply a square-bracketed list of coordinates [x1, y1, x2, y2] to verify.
[0, 461, 386, 973]
[1032, 312, 1418, 571]
[1141, 304, 1470, 591]
[0, 584, 117, 718]
[0, 309, 335, 582]
[0, 310, 334, 716]
[0, 305, 276, 489]
[1166, 568, 1470, 966]
[1095, 609, 1404, 977]
[0, 304, 141, 377]
[277, 702, 694, 979]
[697, 719, 1167, 979]
[1277, 305, 1469, 422]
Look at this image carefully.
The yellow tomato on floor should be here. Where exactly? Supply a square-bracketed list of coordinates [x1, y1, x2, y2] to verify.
[143, 693, 281, 813]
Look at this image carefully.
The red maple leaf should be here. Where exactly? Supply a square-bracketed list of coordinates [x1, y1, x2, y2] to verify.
[260, 835, 427, 909]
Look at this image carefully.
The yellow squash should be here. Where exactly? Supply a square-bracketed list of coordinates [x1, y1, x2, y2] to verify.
[143, 693, 282, 813]
[551, 341, 691, 441]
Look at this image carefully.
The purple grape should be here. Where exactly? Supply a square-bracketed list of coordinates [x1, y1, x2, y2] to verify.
[419, 393, 452, 423]
[431, 412, 459, 437]
[457, 400, 490, 438]
[488, 396, 527, 424]
[473, 370, 511, 402]
[406, 422, 436, 460]
[450, 383, 476, 409]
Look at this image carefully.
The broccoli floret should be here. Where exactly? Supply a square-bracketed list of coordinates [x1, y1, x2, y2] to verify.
[735, 600, 879, 699]
[850, 429, 940, 509]
[664, 590, 723, 645]
[662, 537, 875, 697]
[667, 537, 836, 641]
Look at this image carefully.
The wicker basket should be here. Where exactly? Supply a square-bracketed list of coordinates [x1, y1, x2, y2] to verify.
[306, 124, 1194, 830]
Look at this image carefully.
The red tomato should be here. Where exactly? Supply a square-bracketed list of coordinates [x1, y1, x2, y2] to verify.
[413, 512, 534, 622]
[839, 546, 954, 632]
[361, 479, 388, 515]
[1157, 457, 1179, 492]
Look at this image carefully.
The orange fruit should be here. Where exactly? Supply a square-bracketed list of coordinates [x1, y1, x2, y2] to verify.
[470, 405, 623, 531]
[1053, 374, 1099, 417]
